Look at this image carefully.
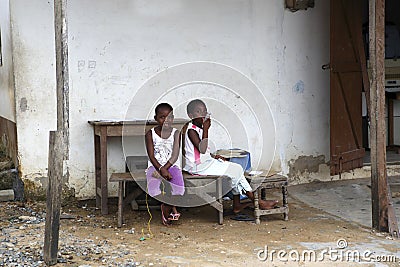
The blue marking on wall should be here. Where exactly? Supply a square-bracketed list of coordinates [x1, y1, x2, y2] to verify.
[293, 80, 305, 94]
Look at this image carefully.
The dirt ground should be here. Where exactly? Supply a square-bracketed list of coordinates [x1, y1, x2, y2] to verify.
[0, 191, 399, 267]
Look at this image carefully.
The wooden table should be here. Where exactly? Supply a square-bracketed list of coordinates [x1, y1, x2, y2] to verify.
[88, 119, 188, 215]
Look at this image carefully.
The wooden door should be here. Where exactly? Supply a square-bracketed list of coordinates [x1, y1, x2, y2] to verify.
[330, 0, 366, 175]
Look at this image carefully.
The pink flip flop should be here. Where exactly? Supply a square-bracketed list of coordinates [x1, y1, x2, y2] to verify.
[169, 212, 181, 221]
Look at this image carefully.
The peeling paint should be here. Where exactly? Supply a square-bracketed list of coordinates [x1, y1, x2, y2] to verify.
[288, 155, 325, 178]
[19, 97, 27, 112]
[23, 177, 75, 203]
[23, 179, 46, 201]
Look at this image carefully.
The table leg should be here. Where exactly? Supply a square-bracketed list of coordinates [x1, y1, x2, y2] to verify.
[254, 188, 261, 225]
[282, 183, 289, 221]
[217, 177, 223, 225]
[118, 181, 124, 227]
[100, 127, 108, 215]
[94, 132, 101, 209]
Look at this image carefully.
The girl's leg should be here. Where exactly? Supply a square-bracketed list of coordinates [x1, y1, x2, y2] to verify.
[232, 194, 252, 214]
[244, 191, 278, 210]
[161, 202, 172, 225]
[167, 166, 183, 219]
[146, 166, 162, 197]
[168, 166, 185, 196]
[172, 206, 178, 214]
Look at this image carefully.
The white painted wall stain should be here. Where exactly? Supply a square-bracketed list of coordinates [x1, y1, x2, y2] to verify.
[10, 0, 331, 198]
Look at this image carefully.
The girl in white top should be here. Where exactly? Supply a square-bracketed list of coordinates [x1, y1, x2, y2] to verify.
[183, 99, 278, 213]
[145, 103, 184, 225]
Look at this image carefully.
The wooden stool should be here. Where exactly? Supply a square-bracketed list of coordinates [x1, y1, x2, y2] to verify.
[246, 173, 289, 224]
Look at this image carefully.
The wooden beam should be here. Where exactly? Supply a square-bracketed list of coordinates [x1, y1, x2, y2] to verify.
[369, 0, 399, 237]
[54, 0, 69, 159]
[43, 131, 64, 265]
[44, 0, 70, 265]
[388, 98, 394, 146]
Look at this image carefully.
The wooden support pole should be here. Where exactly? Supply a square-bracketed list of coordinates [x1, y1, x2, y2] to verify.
[44, 0, 70, 265]
[43, 131, 64, 265]
[369, 0, 399, 237]
[388, 98, 394, 146]
[54, 0, 69, 158]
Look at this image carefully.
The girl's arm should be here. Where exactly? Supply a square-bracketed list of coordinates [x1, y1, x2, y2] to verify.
[145, 130, 162, 170]
[164, 129, 181, 169]
[145, 129, 172, 180]
[188, 128, 208, 154]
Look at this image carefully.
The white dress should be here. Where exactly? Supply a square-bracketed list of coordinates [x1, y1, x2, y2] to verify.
[183, 122, 252, 195]
[147, 127, 179, 168]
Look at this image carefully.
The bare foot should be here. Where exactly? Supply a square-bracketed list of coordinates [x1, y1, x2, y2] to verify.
[233, 202, 252, 214]
[259, 199, 279, 210]
[171, 206, 178, 214]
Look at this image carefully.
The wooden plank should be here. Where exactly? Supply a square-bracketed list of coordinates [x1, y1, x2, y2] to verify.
[88, 119, 188, 126]
[110, 171, 221, 181]
[331, 62, 361, 73]
[54, 0, 69, 158]
[43, 131, 64, 265]
[369, 0, 399, 237]
[110, 171, 143, 182]
[44, 0, 69, 264]
[331, 148, 366, 163]
[116, 125, 153, 136]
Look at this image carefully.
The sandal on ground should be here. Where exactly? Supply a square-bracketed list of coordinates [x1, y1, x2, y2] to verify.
[230, 213, 254, 221]
[161, 204, 171, 226]
[169, 212, 181, 221]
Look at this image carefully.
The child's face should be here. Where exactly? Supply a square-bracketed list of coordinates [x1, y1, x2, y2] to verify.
[189, 103, 207, 124]
[154, 108, 174, 129]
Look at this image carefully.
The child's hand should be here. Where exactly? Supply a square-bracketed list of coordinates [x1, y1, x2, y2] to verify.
[203, 117, 211, 130]
[160, 167, 172, 181]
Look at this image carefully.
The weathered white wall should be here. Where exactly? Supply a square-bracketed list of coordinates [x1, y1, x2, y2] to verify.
[10, 0, 56, 185]
[10, 0, 331, 198]
[278, 1, 331, 180]
[0, 0, 15, 122]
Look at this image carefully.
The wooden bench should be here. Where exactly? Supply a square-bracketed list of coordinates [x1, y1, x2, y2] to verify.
[245, 173, 289, 224]
[110, 170, 229, 227]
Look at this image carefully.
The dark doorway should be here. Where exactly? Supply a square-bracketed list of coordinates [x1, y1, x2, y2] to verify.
[361, 0, 400, 165]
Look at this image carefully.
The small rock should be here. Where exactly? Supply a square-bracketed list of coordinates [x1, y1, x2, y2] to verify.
[18, 216, 37, 221]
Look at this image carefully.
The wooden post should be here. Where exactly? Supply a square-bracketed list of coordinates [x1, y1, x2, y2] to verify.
[54, 0, 69, 152]
[388, 98, 394, 146]
[369, 0, 399, 237]
[43, 131, 64, 265]
[44, 0, 70, 265]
